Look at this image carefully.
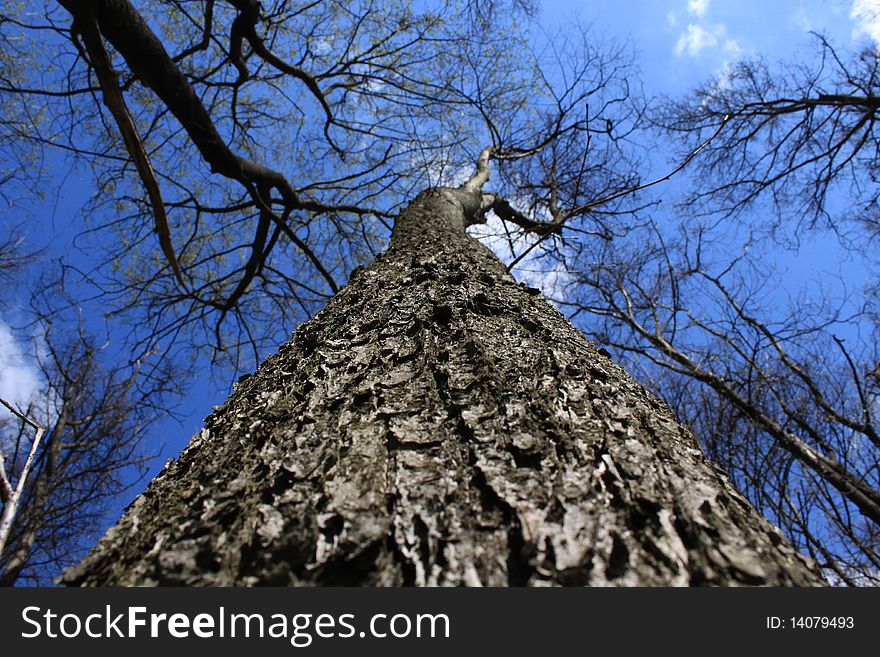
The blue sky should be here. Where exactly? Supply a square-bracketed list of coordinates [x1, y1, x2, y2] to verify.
[2, 0, 880, 539]
[542, 0, 874, 94]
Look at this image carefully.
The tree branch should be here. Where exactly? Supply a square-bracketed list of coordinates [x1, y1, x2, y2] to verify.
[462, 146, 494, 193]
[226, 0, 341, 156]
[56, 0, 301, 207]
[73, 9, 189, 290]
[0, 397, 46, 562]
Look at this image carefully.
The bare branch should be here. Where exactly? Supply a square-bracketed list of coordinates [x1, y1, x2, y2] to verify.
[72, 8, 189, 290]
[462, 146, 494, 193]
[0, 397, 46, 563]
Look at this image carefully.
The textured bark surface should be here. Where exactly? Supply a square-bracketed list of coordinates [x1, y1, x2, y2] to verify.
[64, 187, 825, 586]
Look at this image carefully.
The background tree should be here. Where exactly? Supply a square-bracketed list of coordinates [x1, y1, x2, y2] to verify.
[653, 34, 880, 242]
[0, 321, 164, 585]
[0, 230, 173, 585]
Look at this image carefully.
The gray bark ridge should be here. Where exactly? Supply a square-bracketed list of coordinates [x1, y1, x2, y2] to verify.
[64, 187, 825, 586]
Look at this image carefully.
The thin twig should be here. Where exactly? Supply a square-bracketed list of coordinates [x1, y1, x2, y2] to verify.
[507, 115, 731, 273]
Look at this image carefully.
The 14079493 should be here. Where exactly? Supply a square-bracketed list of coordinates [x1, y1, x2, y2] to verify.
[766, 616, 854, 630]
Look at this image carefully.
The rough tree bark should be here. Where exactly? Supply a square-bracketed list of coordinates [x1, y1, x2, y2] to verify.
[63, 178, 825, 586]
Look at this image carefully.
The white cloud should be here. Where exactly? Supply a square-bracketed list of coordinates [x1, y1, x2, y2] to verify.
[675, 24, 720, 56]
[675, 23, 741, 59]
[469, 212, 526, 264]
[852, 0, 880, 43]
[413, 152, 473, 189]
[517, 260, 572, 304]
[688, 0, 710, 18]
[469, 212, 571, 305]
[723, 38, 743, 59]
[0, 320, 42, 414]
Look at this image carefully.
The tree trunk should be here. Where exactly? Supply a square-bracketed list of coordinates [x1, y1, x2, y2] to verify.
[63, 186, 825, 586]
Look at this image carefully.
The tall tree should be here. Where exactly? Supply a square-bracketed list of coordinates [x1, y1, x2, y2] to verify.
[64, 163, 823, 586]
[1, 0, 829, 584]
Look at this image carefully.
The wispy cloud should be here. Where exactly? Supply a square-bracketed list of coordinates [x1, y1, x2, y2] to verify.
[790, 5, 813, 31]
[675, 23, 740, 58]
[852, 0, 880, 43]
